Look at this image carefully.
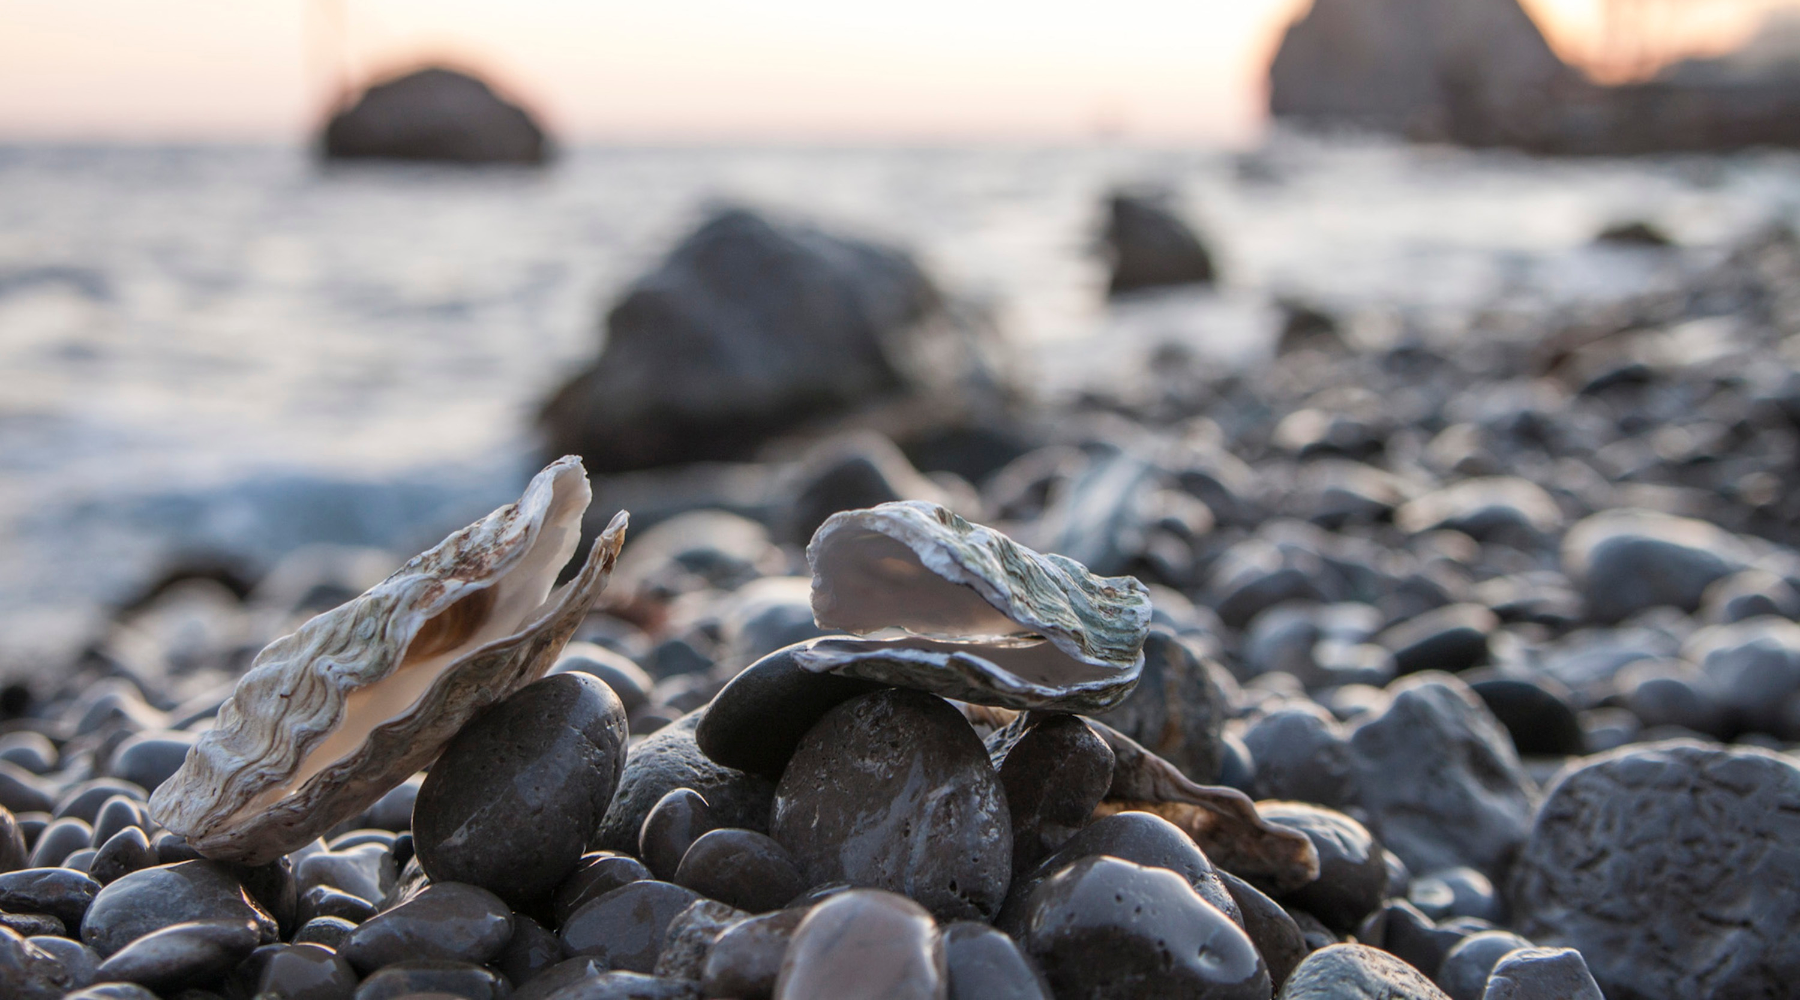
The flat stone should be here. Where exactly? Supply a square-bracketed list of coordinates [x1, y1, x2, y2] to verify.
[1021, 856, 1268, 1000]
[414, 673, 628, 909]
[1406, 867, 1504, 924]
[0, 763, 53, 815]
[554, 643, 655, 715]
[297, 884, 377, 925]
[28, 933, 97, 990]
[80, 861, 275, 957]
[771, 689, 1010, 922]
[0, 925, 73, 1000]
[1279, 942, 1450, 999]
[0, 867, 99, 928]
[1511, 741, 1800, 999]
[990, 713, 1115, 878]
[673, 828, 805, 913]
[693, 644, 884, 780]
[1479, 947, 1602, 1000]
[106, 733, 196, 794]
[336, 882, 513, 975]
[53, 781, 145, 825]
[559, 880, 700, 974]
[942, 921, 1049, 1000]
[775, 889, 945, 1000]
[92, 918, 261, 992]
[1562, 509, 1748, 623]
[0, 911, 61, 936]
[594, 711, 776, 855]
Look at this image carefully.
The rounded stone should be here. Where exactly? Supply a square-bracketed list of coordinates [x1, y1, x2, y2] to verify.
[558, 880, 701, 974]
[351, 959, 510, 1000]
[701, 908, 804, 1000]
[293, 916, 357, 949]
[1407, 866, 1504, 924]
[1511, 742, 1800, 1000]
[0, 733, 55, 775]
[991, 713, 1115, 878]
[0, 805, 26, 874]
[336, 882, 513, 975]
[1260, 801, 1387, 933]
[414, 673, 629, 910]
[88, 797, 147, 850]
[297, 884, 377, 925]
[1465, 676, 1584, 756]
[693, 643, 885, 779]
[92, 918, 262, 992]
[1379, 604, 1496, 676]
[28, 933, 98, 991]
[89, 827, 157, 886]
[1479, 947, 1603, 1000]
[775, 889, 945, 1000]
[0, 867, 101, 928]
[29, 817, 93, 868]
[495, 913, 563, 988]
[1091, 629, 1229, 782]
[297, 843, 394, 905]
[1020, 856, 1269, 1000]
[638, 788, 713, 882]
[106, 733, 195, 794]
[1281, 943, 1450, 1000]
[554, 644, 655, 715]
[0, 764, 53, 815]
[1438, 930, 1532, 1000]
[64, 985, 160, 1000]
[236, 942, 358, 1000]
[0, 925, 72, 1000]
[672, 828, 805, 913]
[551, 853, 652, 925]
[1243, 707, 1357, 809]
[513, 955, 606, 1000]
[594, 710, 776, 855]
[1217, 869, 1306, 990]
[81, 861, 276, 957]
[942, 921, 1050, 1000]
[53, 781, 145, 825]
[771, 688, 1011, 922]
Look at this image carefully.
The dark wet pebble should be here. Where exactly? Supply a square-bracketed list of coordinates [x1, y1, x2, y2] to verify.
[555, 645, 656, 715]
[1356, 900, 1467, 982]
[233, 942, 358, 1000]
[0, 866, 101, 928]
[537, 971, 699, 999]
[672, 828, 803, 913]
[1021, 856, 1268, 1000]
[0, 925, 73, 1000]
[62, 849, 96, 874]
[90, 827, 157, 886]
[1380, 604, 1495, 676]
[496, 913, 563, 987]
[298, 884, 377, 924]
[552, 852, 652, 925]
[998, 810, 1239, 936]
[775, 889, 943, 1000]
[1281, 942, 1450, 999]
[0, 733, 56, 775]
[64, 984, 160, 1000]
[513, 955, 607, 1000]
[0, 764, 53, 815]
[351, 959, 510, 1000]
[1092, 629, 1228, 782]
[594, 711, 776, 855]
[693, 644, 884, 780]
[640, 788, 713, 882]
[92, 918, 262, 992]
[232, 856, 299, 939]
[559, 880, 700, 974]
[0, 806, 26, 873]
[297, 843, 394, 905]
[53, 780, 146, 825]
[1260, 801, 1386, 933]
[1407, 866, 1504, 924]
[990, 713, 1114, 878]
[359, 775, 423, 833]
[1464, 675, 1583, 755]
[415, 673, 628, 910]
[30, 932, 97, 988]
[700, 907, 803, 1000]
[88, 797, 147, 849]
[336, 882, 513, 974]
[293, 916, 358, 949]
[153, 832, 206, 865]
[1479, 947, 1603, 1000]
[29, 816, 93, 868]
[0, 911, 63, 936]
[1218, 869, 1306, 991]
[1286, 905, 1340, 952]
[106, 732, 195, 793]
[942, 921, 1050, 1000]
[1243, 706, 1357, 809]
[652, 898, 744, 980]
[329, 829, 397, 851]
[1437, 930, 1532, 1000]
[772, 688, 1010, 922]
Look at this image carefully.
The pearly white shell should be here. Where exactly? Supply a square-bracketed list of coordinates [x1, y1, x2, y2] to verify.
[798, 500, 1151, 712]
[150, 456, 627, 865]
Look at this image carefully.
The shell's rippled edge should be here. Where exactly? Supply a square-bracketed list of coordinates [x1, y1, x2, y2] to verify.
[802, 500, 1151, 710]
[149, 456, 628, 865]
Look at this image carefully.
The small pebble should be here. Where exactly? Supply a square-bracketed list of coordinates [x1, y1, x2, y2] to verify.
[1437, 930, 1533, 1000]
[28, 817, 93, 868]
[558, 880, 700, 974]
[88, 796, 148, 849]
[0, 867, 102, 928]
[639, 787, 714, 882]
[1217, 869, 1306, 990]
[775, 889, 945, 1000]
[552, 852, 652, 925]
[1261, 801, 1387, 933]
[495, 913, 563, 987]
[336, 882, 513, 975]
[234, 942, 358, 1000]
[990, 713, 1114, 878]
[297, 884, 377, 924]
[293, 916, 358, 949]
[53, 781, 146, 825]
[89, 827, 157, 886]
[672, 828, 804, 913]
[29, 933, 99, 990]
[1479, 946, 1603, 1000]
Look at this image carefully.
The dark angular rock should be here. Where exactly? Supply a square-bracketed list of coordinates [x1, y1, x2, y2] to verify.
[701, 907, 803, 1000]
[1103, 191, 1216, 295]
[775, 889, 945, 1000]
[559, 880, 701, 974]
[1511, 742, 1800, 1000]
[640, 789, 714, 883]
[552, 852, 652, 925]
[1279, 942, 1450, 1000]
[1218, 869, 1306, 991]
[92, 918, 261, 992]
[990, 713, 1114, 878]
[595, 711, 776, 855]
[323, 66, 547, 165]
[652, 898, 745, 981]
[673, 829, 805, 913]
[1092, 630, 1228, 782]
[1021, 856, 1267, 1000]
[1, 867, 101, 930]
[693, 645, 885, 780]
[1479, 946, 1603, 1000]
[1261, 802, 1387, 934]
[350, 958, 511, 1000]
[942, 921, 1050, 1000]
[336, 882, 513, 975]
[771, 689, 1010, 922]
[414, 673, 628, 909]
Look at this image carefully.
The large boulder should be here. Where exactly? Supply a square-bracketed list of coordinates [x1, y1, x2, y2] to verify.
[323, 67, 547, 164]
[1267, 0, 1574, 146]
[542, 208, 995, 472]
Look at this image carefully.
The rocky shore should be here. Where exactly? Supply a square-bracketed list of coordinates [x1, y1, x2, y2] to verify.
[4, 202, 1800, 999]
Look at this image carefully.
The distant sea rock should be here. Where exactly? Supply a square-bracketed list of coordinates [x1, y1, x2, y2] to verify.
[1103, 192, 1215, 297]
[541, 207, 1005, 473]
[322, 67, 548, 165]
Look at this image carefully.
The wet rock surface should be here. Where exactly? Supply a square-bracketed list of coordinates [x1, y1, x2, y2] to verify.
[595, 711, 776, 855]
[775, 889, 945, 1000]
[771, 688, 1011, 921]
[80, 861, 275, 957]
[336, 882, 513, 974]
[559, 879, 700, 973]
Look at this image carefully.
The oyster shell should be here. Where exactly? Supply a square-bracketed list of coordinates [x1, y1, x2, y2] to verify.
[150, 457, 628, 865]
[798, 501, 1151, 712]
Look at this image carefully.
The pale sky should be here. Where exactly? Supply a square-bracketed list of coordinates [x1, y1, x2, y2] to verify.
[0, 0, 1791, 144]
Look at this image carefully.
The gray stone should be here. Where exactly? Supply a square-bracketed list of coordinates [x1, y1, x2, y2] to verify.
[0, 925, 71, 1000]
[1278, 943, 1450, 999]
[1261, 802, 1387, 934]
[942, 921, 1049, 1000]
[559, 880, 701, 974]
[775, 889, 945, 1000]
[0, 867, 100, 928]
[1245, 706, 1358, 809]
[323, 66, 547, 164]
[1562, 509, 1748, 623]
[1685, 617, 1800, 738]
[80, 861, 275, 957]
[1511, 741, 1800, 1000]
[1102, 191, 1215, 295]
[1436, 931, 1531, 1000]
[1479, 947, 1602, 1000]
[700, 908, 803, 1000]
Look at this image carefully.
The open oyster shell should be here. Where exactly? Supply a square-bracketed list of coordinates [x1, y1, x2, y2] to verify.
[150, 457, 627, 865]
[798, 501, 1151, 712]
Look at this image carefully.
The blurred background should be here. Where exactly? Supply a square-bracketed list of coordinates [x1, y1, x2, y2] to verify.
[8, 0, 1800, 694]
